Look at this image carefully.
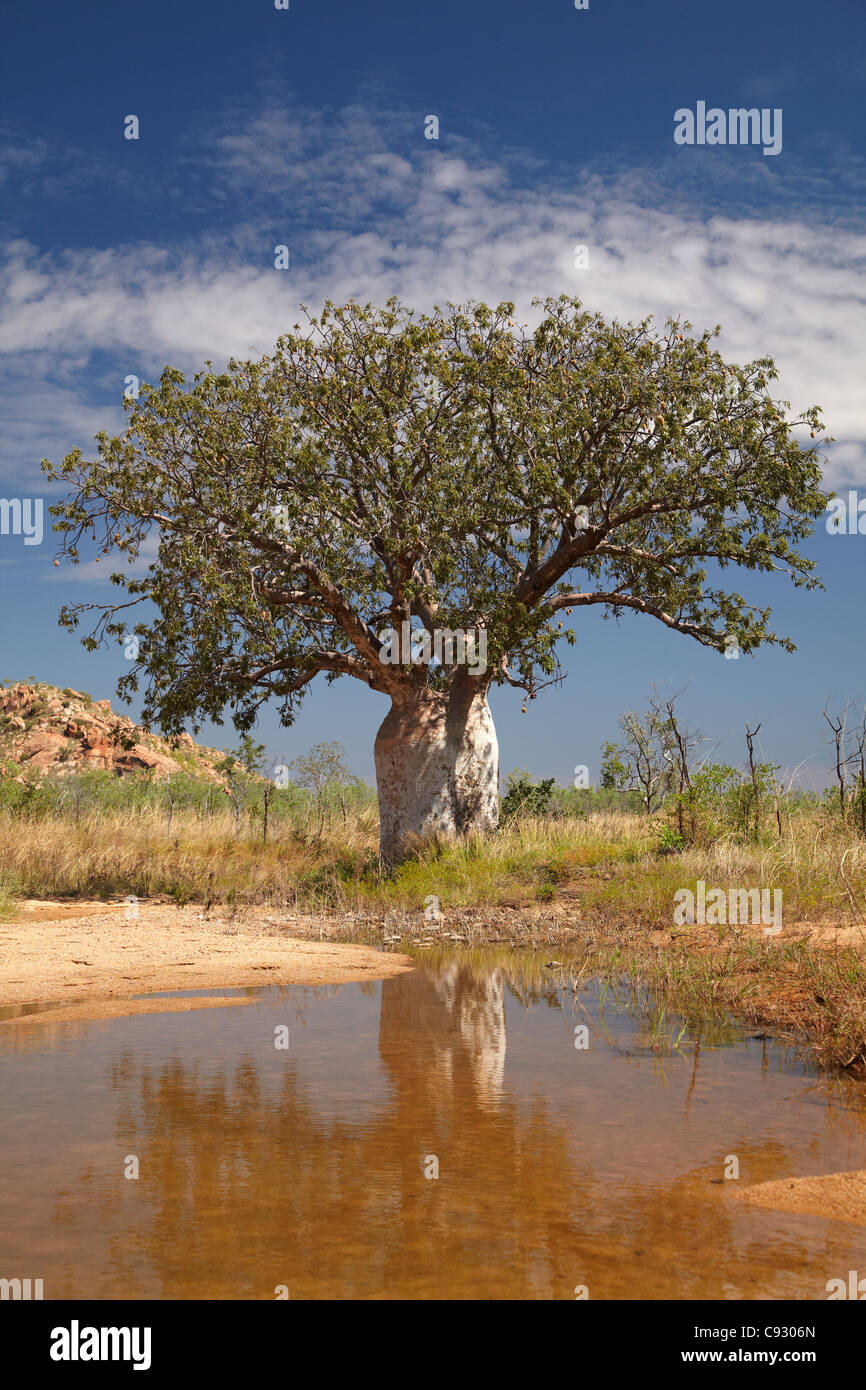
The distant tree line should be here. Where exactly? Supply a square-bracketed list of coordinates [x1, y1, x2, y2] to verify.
[501, 685, 866, 848]
[3, 697, 863, 853]
[0, 739, 377, 842]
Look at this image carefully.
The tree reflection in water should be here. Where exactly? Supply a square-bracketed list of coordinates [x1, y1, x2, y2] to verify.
[43, 962, 866, 1299]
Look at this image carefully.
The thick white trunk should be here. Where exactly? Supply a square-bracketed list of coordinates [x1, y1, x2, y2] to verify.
[374, 681, 499, 865]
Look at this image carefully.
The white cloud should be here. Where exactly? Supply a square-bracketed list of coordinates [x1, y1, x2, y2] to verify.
[1, 99, 864, 490]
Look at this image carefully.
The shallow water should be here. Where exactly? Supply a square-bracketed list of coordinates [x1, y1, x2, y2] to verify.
[1, 957, 865, 1300]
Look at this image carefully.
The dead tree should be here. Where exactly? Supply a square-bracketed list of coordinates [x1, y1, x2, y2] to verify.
[744, 723, 762, 841]
[823, 702, 850, 820]
[848, 708, 866, 838]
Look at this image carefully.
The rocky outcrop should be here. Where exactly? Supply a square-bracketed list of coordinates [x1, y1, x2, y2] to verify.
[0, 682, 229, 783]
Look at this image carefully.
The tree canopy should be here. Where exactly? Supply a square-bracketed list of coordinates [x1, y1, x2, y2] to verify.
[43, 294, 830, 736]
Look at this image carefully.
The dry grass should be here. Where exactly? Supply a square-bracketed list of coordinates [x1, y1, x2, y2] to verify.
[0, 803, 381, 912]
[2, 803, 865, 921]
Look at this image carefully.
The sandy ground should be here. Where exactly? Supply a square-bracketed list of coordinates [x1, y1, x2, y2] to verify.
[0, 900, 415, 1023]
[734, 1171, 866, 1226]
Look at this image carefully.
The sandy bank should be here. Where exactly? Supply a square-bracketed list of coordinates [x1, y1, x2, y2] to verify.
[0, 901, 415, 1022]
[735, 1170, 866, 1226]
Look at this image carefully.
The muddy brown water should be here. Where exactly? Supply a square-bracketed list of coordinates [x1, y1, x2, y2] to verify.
[1, 956, 865, 1300]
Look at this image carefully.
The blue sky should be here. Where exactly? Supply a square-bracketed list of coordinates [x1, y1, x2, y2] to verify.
[1, 0, 865, 789]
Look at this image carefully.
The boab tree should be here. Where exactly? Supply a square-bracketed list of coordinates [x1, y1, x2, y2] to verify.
[44, 296, 829, 863]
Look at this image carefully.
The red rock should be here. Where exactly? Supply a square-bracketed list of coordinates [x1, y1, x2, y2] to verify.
[0, 682, 229, 784]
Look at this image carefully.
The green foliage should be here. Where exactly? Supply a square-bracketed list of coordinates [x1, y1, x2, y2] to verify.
[729, 761, 781, 839]
[0, 768, 221, 821]
[229, 733, 266, 775]
[287, 741, 360, 836]
[659, 758, 787, 846]
[602, 708, 677, 814]
[656, 823, 685, 855]
[501, 768, 556, 820]
[548, 783, 645, 815]
[0, 762, 377, 834]
[43, 295, 829, 741]
[289, 741, 354, 796]
[600, 741, 629, 790]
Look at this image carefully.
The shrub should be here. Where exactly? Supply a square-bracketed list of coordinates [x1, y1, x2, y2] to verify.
[501, 769, 556, 821]
[657, 823, 684, 855]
